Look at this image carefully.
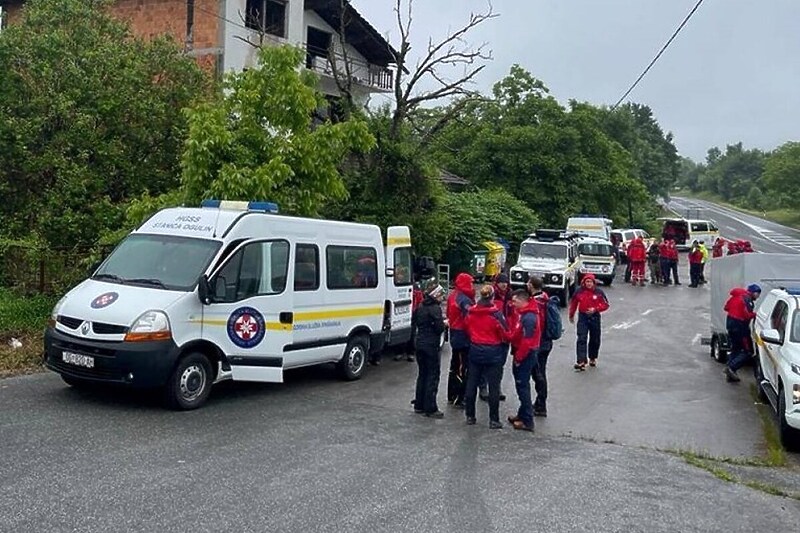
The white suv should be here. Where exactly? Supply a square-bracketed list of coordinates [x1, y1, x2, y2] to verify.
[753, 288, 800, 451]
[510, 230, 581, 307]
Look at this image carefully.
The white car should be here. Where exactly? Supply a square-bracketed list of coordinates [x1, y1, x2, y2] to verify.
[510, 229, 581, 307]
[753, 288, 800, 450]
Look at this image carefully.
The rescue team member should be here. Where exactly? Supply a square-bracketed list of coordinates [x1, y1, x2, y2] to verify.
[412, 281, 447, 418]
[698, 241, 709, 284]
[627, 237, 647, 286]
[647, 240, 662, 285]
[464, 285, 509, 429]
[528, 277, 555, 418]
[666, 240, 681, 285]
[397, 282, 425, 362]
[723, 284, 762, 382]
[507, 289, 540, 432]
[447, 273, 476, 406]
[688, 241, 704, 288]
[659, 240, 672, 285]
[569, 274, 610, 371]
[712, 238, 726, 258]
[478, 273, 513, 402]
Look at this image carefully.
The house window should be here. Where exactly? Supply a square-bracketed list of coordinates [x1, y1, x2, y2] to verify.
[245, 0, 287, 38]
[306, 26, 332, 68]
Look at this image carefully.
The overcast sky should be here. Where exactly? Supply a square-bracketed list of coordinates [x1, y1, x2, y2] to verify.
[352, 0, 799, 162]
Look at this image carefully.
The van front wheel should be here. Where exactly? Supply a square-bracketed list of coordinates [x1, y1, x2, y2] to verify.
[164, 353, 213, 410]
[338, 336, 368, 381]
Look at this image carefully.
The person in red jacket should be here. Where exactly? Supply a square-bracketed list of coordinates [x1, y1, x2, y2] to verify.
[492, 273, 514, 321]
[724, 284, 761, 382]
[659, 239, 672, 285]
[446, 273, 475, 406]
[506, 289, 541, 432]
[627, 237, 647, 286]
[688, 240, 704, 288]
[464, 285, 509, 429]
[666, 240, 681, 285]
[712, 238, 726, 258]
[568, 274, 610, 371]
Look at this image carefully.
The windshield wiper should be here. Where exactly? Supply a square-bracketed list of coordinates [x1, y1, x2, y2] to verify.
[93, 273, 125, 284]
[126, 278, 168, 289]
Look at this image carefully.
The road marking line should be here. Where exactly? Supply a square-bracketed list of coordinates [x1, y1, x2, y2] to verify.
[642, 309, 653, 316]
[611, 320, 642, 330]
[692, 333, 702, 345]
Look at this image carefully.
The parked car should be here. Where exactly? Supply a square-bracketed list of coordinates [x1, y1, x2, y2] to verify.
[753, 287, 800, 451]
[611, 228, 651, 264]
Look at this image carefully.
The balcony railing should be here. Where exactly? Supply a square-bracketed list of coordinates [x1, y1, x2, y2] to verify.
[304, 44, 394, 92]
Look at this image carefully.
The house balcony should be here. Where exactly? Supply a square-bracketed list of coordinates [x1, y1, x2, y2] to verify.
[304, 46, 394, 93]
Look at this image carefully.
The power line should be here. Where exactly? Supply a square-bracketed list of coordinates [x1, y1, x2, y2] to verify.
[612, 0, 706, 109]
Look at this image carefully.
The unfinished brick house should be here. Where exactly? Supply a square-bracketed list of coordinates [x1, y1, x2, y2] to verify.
[0, 0, 396, 103]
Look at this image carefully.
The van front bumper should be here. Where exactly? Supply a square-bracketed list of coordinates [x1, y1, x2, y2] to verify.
[44, 327, 180, 388]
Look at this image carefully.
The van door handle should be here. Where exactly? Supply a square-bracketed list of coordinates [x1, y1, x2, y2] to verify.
[279, 312, 294, 324]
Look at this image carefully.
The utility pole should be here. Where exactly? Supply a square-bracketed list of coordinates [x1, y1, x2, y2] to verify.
[185, 0, 195, 52]
[628, 198, 634, 227]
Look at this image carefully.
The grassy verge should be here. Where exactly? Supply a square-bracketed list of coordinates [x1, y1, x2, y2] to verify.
[676, 190, 800, 230]
[0, 288, 55, 377]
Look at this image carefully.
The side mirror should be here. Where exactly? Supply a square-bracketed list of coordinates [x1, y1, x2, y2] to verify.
[760, 329, 782, 346]
[198, 275, 212, 305]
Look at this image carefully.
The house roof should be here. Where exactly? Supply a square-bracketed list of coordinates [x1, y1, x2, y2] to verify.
[304, 0, 398, 66]
[439, 170, 469, 187]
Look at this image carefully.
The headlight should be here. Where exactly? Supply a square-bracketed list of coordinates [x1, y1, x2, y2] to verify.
[793, 384, 800, 405]
[48, 295, 68, 328]
[512, 271, 523, 281]
[791, 363, 800, 377]
[551, 274, 561, 283]
[124, 311, 172, 342]
[602, 266, 610, 273]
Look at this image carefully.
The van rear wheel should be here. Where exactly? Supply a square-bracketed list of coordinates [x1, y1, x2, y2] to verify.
[164, 353, 213, 410]
[338, 336, 368, 381]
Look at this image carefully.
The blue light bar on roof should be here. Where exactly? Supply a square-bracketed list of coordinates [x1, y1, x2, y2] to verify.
[200, 199, 279, 213]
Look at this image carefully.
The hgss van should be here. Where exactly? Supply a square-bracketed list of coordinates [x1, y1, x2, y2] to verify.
[44, 201, 414, 409]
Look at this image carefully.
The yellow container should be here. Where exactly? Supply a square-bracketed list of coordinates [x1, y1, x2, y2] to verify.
[482, 241, 506, 279]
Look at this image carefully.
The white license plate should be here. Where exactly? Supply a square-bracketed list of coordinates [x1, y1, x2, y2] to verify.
[395, 305, 411, 316]
[62, 351, 94, 369]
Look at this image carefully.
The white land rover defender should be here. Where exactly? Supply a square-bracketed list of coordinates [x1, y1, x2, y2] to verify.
[510, 230, 581, 307]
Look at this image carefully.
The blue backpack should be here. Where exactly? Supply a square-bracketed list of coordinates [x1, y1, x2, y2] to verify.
[543, 296, 563, 341]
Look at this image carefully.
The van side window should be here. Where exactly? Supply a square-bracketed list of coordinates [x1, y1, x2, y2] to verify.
[215, 240, 290, 302]
[394, 248, 413, 287]
[327, 246, 378, 289]
[691, 222, 709, 232]
[294, 244, 320, 291]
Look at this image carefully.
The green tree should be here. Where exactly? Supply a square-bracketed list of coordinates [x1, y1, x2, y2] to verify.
[698, 143, 765, 204]
[179, 45, 375, 216]
[762, 141, 800, 208]
[0, 0, 207, 248]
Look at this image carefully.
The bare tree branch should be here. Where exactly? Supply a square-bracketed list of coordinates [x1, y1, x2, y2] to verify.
[390, 0, 497, 139]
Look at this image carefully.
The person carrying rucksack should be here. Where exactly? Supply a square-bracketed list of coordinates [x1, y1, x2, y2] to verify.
[527, 276, 562, 417]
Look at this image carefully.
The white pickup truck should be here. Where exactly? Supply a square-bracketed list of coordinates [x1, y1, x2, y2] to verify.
[753, 287, 800, 451]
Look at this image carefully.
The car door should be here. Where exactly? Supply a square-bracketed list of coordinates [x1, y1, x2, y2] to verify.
[202, 239, 292, 383]
[764, 300, 789, 386]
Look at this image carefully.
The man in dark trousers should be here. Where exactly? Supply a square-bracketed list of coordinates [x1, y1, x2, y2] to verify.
[528, 276, 556, 417]
[412, 282, 447, 418]
[446, 273, 476, 407]
[724, 284, 761, 382]
[688, 241, 704, 288]
[507, 289, 541, 432]
[568, 274, 610, 371]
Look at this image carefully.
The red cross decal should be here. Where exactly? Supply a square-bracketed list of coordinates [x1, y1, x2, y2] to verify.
[234, 314, 258, 340]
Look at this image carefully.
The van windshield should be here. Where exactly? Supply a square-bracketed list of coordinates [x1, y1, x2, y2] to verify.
[520, 242, 567, 260]
[579, 243, 614, 257]
[93, 234, 221, 291]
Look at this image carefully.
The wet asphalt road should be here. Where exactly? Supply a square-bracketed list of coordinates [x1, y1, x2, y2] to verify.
[3, 202, 800, 531]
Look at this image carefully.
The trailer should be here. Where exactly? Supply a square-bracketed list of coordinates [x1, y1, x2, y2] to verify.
[704, 253, 800, 363]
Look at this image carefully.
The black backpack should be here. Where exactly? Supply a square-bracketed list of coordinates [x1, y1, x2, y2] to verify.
[543, 296, 563, 341]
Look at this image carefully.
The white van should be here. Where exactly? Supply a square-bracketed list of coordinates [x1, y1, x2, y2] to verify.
[659, 217, 719, 250]
[44, 200, 414, 410]
[567, 215, 613, 241]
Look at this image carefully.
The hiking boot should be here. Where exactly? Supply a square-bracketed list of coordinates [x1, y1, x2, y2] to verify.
[425, 411, 444, 419]
[508, 414, 520, 424]
[512, 420, 534, 432]
[534, 409, 548, 418]
[466, 417, 477, 425]
[489, 421, 503, 430]
[406, 355, 416, 362]
[574, 363, 586, 371]
[394, 354, 404, 361]
[589, 359, 597, 367]
[724, 367, 740, 383]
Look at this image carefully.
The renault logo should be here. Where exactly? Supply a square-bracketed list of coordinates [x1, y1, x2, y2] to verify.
[81, 322, 91, 336]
